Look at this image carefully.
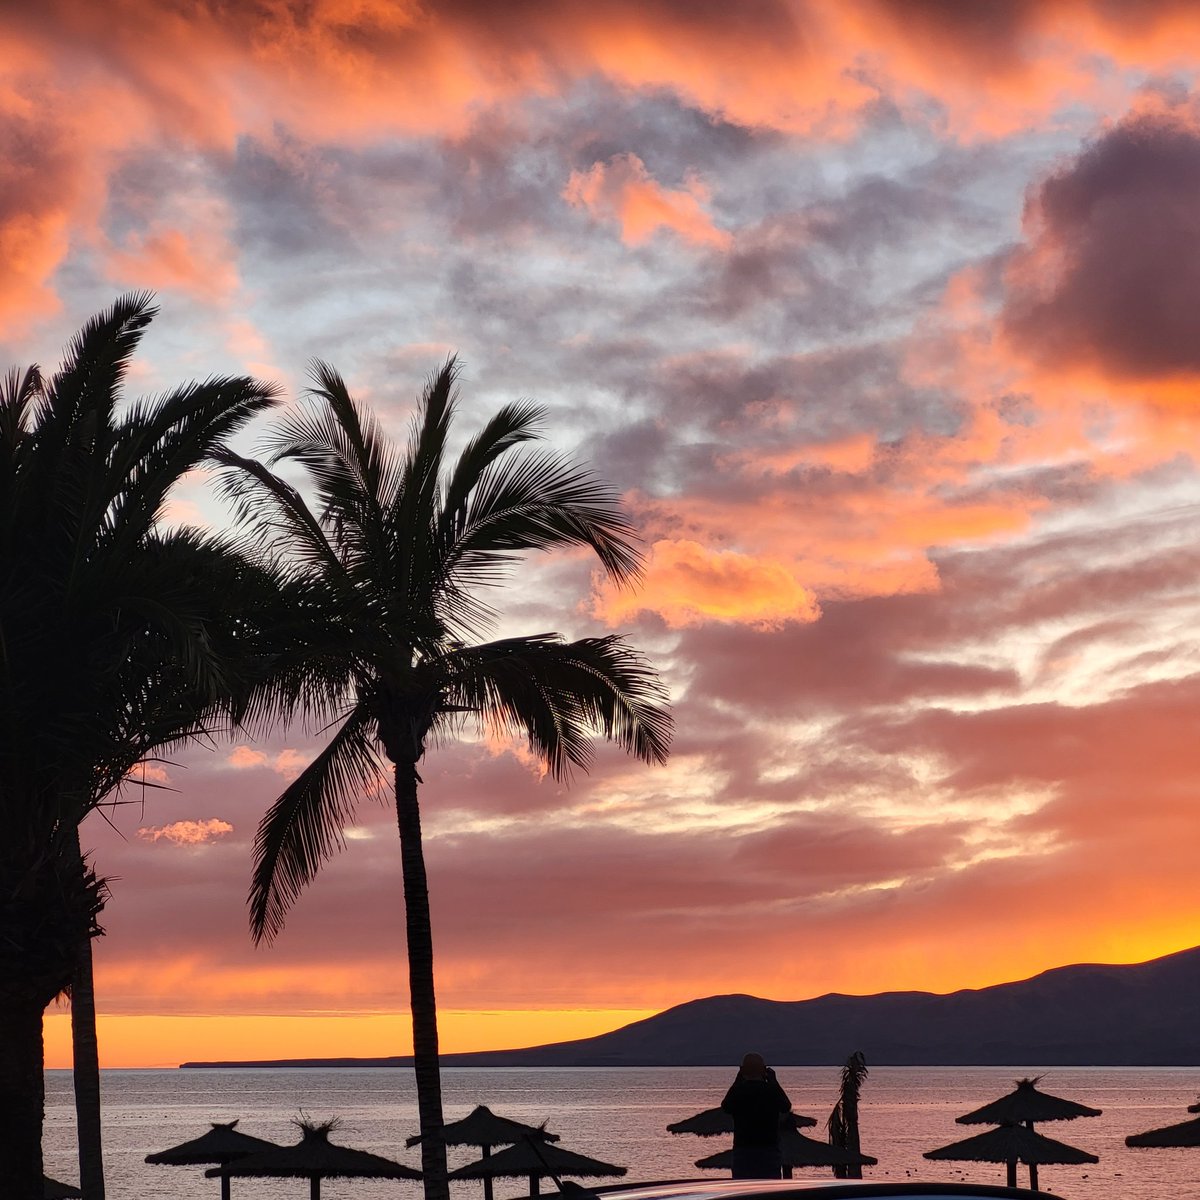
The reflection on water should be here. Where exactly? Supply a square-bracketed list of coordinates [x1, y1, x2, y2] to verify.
[43, 1065, 1200, 1200]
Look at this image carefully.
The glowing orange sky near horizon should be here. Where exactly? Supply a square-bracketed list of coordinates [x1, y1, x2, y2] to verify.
[45, 910, 1200, 1067]
[10, 0, 1200, 1071]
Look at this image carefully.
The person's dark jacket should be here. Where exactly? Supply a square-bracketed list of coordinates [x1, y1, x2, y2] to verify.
[720, 1071, 792, 1148]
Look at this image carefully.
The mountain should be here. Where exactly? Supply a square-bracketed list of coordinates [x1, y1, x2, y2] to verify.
[180, 945, 1200, 1068]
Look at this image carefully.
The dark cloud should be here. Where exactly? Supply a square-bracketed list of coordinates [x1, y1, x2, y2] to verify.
[681, 595, 1018, 721]
[1003, 104, 1200, 382]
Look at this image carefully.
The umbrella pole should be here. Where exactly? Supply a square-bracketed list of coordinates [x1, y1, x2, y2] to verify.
[220, 1167, 232, 1200]
[1006, 1158, 1016, 1189]
[530, 1173, 540, 1198]
[311, 1173, 321, 1200]
[483, 1143, 494, 1200]
[1024, 1119, 1040, 1192]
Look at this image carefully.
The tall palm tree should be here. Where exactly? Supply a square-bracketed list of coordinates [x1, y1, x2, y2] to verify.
[214, 358, 672, 1200]
[0, 295, 280, 1199]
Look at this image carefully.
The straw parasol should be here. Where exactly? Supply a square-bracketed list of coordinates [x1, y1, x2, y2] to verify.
[448, 1137, 625, 1198]
[1126, 1114, 1200, 1148]
[956, 1077, 1102, 1128]
[667, 1108, 817, 1136]
[407, 1105, 560, 1200]
[695, 1127, 878, 1175]
[43, 1177, 82, 1200]
[146, 1120, 281, 1200]
[925, 1122, 1098, 1191]
[1189, 1099, 1200, 1114]
[210, 1118, 421, 1200]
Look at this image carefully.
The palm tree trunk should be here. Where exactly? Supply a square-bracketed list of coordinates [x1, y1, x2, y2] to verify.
[394, 759, 449, 1200]
[70, 829, 105, 1200]
[71, 935, 105, 1199]
[0, 987, 49, 1200]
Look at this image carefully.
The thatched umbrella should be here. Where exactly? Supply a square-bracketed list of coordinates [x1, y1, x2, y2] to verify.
[147, 1120, 281, 1200]
[43, 1177, 82, 1200]
[667, 1108, 817, 1136]
[1126, 1114, 1200, 1147]
[448, 1137, 625, 1198]
[407, 1105, 560, 1200]
[925, 1122, 1098, 1191]
[956, 1077, 1102, 1128]
[696, 1127, 877, 1176]
[1189, 1099, 1200, 1114]
[210, 1119, 421, 1200]
[953, 1075, 1101, 1191]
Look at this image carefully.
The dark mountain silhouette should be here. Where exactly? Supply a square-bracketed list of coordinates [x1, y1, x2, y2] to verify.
[181, 945, 1200, 1068]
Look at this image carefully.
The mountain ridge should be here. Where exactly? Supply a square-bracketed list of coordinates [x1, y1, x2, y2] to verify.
[180, 944, 1200, 1068]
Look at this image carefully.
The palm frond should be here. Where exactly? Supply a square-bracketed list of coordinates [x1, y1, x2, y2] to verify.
[446, 448, 644, 591]
[103, 375, 280, 551]
[441, 400, 543, 520]
[262, 365, 403, 591]
[303, 360, 404, 511]
[34, 292, 156, 441]
[0, 365, 42, 451]
[249, 703, 385, 944]
[435, 634, 672, 779]
[210, 445, 355, 591]
[391, 358, 457, 604]
[0, 365, 43, 536]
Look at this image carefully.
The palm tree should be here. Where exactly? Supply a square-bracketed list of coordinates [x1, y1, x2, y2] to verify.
[828, 1051, 868, 1179]
[214, 358, 672, 1200]
[0, 295, 279, 1199]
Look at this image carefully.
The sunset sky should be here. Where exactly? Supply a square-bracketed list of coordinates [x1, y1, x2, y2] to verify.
[8, 1, 1200, 1068]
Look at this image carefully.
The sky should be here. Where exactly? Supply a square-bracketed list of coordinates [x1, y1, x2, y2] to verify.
[8, 1, 1200, 1068]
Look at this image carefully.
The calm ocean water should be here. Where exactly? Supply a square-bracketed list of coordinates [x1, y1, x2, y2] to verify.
[42, 1066, 1200, 1200]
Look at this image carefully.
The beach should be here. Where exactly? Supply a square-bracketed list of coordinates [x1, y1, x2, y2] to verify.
[43, 1065, 1200, 1200]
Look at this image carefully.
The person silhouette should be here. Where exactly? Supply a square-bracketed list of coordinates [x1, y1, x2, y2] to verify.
[720, 1052, 792, 1179]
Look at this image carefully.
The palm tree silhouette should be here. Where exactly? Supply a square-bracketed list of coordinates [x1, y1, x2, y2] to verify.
[0, 294, 279, 1199]
[215, 358, 671, 1200]
[828, 1051, 868, 1179]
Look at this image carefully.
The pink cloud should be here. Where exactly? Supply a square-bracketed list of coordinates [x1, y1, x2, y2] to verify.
[107, 223, 239, 303]
[564, 153, 730, 249]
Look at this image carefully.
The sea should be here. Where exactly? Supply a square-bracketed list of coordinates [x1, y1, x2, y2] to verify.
[41, 1066, 1200, 1200]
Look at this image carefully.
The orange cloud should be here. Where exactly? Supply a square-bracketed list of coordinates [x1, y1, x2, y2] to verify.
[12, 0, 1200, 326]
[227, 745, 269, 769]
[564, 154, 730, 249]
[136, 818, 234, 846]
[594, 382, 1056, 629]
[227, 745, 310, 777]
[596, 538, 820, 629]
